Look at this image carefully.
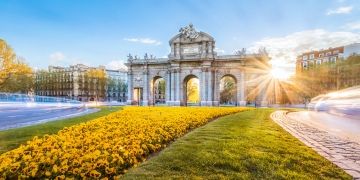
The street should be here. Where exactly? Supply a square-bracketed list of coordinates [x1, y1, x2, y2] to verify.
[288, 111, 360, 144]
[271, 111, 360, 178]
[0, 105, 97, 130]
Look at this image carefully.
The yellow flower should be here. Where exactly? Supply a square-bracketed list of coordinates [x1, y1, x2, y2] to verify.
[30, 168, 38, 177]
[52, 164, 58, 173]
[55, 175, 65, 180]
[0, 107, 251, 178]
[90, 170, 101, 178]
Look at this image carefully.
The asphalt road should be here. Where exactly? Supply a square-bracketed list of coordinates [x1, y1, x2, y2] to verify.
[288, 111, 360, 144]
[0, 106, 97, 130]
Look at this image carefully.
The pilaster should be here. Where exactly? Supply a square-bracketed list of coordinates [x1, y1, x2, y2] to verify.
[200, 67, 207, 106]
[142, 67, 149, 106]
[126, 70, 133, 105]
[237, 71, 246, 106]
[168, 68, 176, 106]
[213, 69, 219, 106]
[165, 70, 171, 105]
[207, 69, 213, 106]
[174, 69, 181, 106]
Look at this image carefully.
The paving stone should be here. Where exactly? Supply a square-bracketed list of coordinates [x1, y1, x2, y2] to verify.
[271, 111, 360, 179]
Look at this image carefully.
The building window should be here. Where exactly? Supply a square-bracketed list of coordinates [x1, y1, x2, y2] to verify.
[309, 54, 315, 59]
[323, 57, 329, 63]
[302, 62, 308, 68]
[330, 56, 336, 63]
[302, 55, 308, 60]
[316, 60, 321, 65]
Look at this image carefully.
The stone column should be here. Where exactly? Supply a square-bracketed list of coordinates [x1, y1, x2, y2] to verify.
[142, 69, 149, 106]
[174, 69, 181, 106]
[237, 71, 246, 106]
[213, 69, 219, 106]
[207, 69, 213, 106]
[166, 70, 171, 105]
[126, 70, 133, 105]
[170, 69, 176, 105]
[200, 68, 207, 106]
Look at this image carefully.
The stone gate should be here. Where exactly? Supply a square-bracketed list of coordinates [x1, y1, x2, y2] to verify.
[126, 24, 270, 106]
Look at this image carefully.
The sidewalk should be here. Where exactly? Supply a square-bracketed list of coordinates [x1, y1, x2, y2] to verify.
[271, 111, 360, 179]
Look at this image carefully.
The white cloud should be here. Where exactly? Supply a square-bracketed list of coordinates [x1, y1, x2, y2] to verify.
[106, 60, 127, 70]
[48, 52, 93, 67]
[326, 6, 353, 15]
[124, 38, 162, 45]
[248, 29, 360, 76]
[49, 52, 65, 63]
[343, 21, 360, 30]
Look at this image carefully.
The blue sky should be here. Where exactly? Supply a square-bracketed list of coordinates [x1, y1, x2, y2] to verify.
[1, 0, 360, 76]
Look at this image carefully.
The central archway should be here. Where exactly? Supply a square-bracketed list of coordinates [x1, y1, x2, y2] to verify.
[183, 75, 200, 106]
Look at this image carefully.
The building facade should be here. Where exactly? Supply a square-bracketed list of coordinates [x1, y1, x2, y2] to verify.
[296, 43, 360, 73]
[35, 64, 127, 102]
[106, 69, 128, 102]
[126, 24, 270, 106]
[294, 43, 360, 101]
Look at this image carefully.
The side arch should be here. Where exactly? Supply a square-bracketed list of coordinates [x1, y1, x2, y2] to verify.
[150, 76, 166, 105]
[219, 74, 238, 105]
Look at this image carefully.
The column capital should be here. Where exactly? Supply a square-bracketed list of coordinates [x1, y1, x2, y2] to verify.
[172, 68, 181, 73]
[201, 67, 209, 72]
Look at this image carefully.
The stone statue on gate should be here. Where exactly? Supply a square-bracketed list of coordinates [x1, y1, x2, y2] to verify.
[127, 53, 133, 63]
[179, 23, 199, 40]
[235, 48, 246, 56]
[258, 47, 268, 55]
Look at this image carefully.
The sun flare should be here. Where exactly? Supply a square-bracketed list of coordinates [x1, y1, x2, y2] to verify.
[270, 68, 290, 80]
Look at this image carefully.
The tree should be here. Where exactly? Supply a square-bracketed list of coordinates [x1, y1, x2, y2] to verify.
[153, 78, 165, 103]
[220, 76, 236, 104]
[85, 69, 107, 101]
[0, 39, 33, 93]
[294, 55, 360, 102]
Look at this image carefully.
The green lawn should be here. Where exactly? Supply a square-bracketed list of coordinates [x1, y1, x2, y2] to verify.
[124, 109, 350, 179]
[0, 106, 121, 154]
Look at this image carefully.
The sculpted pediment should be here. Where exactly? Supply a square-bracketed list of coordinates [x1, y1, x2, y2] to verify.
[169, 24, 214, 45]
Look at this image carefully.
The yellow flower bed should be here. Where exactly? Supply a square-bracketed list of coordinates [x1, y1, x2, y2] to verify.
[0, 107, 250, 178]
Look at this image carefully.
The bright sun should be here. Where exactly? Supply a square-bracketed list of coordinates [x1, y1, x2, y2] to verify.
[270, 68, 290, 80]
